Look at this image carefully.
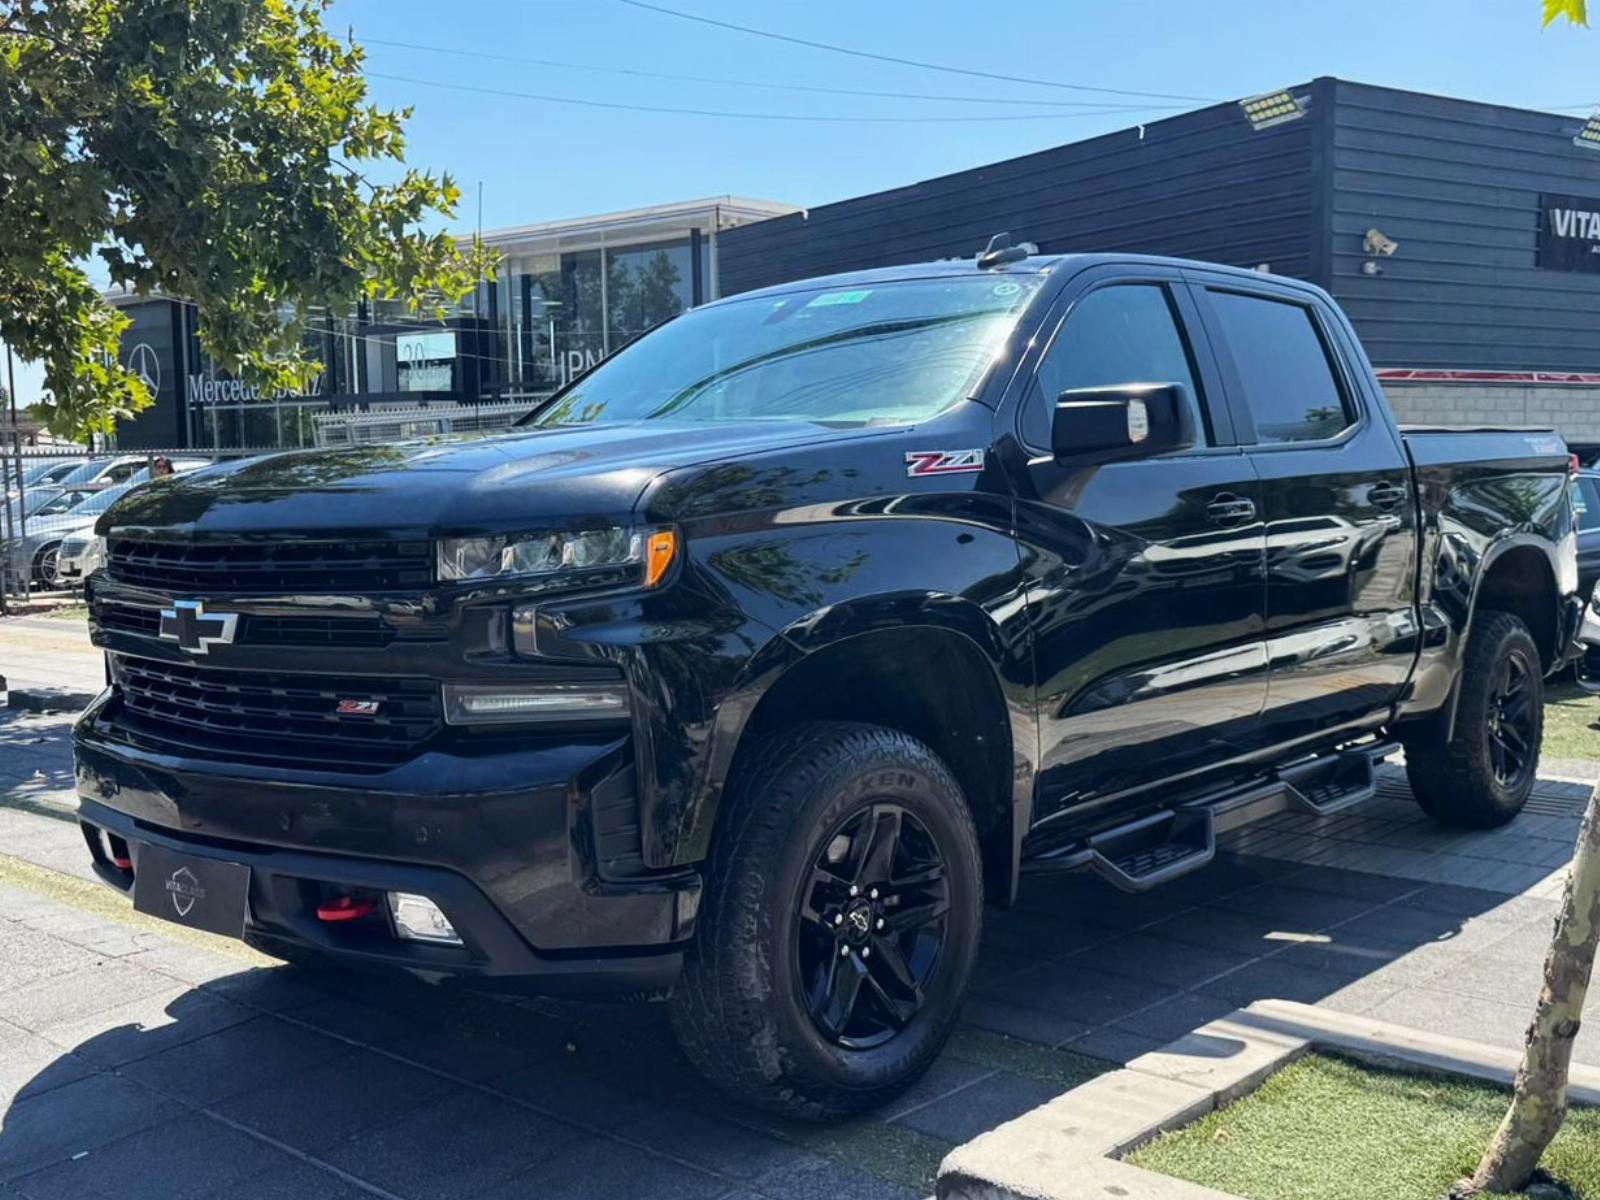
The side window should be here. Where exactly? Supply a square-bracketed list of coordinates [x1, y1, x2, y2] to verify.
[1022, 284, 1208, 449]
[105, 462, 139, 483]
[1206, 290, 1354, 444]
[1574, 477, 1600, 531]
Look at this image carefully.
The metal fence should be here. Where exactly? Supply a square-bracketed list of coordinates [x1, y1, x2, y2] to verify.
[0, 442, 267, 609]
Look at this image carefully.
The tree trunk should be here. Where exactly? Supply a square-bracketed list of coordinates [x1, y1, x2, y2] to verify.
[1467, 780, 1600, 1195]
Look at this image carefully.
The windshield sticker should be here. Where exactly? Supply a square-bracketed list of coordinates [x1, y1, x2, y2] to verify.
[991, 282, 1022, 297]
[906, 448, 985, 477]
[807, 289, 873, 307]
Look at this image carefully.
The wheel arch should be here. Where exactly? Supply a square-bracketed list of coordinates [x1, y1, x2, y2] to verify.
[1425, 536, 1565, 743]
[685, 619, 1022, 906]
[1471, 539, 1562, 672]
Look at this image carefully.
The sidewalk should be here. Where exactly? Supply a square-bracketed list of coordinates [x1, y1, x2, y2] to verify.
[0, 613, 102, 708]
[2, 696, 1597, 1198]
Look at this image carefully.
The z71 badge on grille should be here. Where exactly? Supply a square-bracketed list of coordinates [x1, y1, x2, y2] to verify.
[904, 448, 984, 478]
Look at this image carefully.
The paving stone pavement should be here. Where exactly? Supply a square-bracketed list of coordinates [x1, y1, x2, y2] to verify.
[2, 693, 1599, 1198]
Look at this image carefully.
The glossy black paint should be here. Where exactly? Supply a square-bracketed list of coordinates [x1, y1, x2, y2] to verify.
[75, 253, 1578, 992]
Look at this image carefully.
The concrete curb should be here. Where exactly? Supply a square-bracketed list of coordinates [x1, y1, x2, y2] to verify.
[937, 999, 1600, 1200]
[6, 686, 97, 714]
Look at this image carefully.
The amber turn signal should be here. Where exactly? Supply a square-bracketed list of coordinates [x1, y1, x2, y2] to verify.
[644, 529, 678, 588]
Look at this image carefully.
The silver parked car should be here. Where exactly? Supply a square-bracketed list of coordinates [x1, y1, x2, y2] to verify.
[53, 456, 148, 492]
[4, 480, 140, 588]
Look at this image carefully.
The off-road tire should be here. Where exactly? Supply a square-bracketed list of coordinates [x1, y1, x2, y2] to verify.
[669, 721, 983, 1120]
[1404, 610, 1542, 829]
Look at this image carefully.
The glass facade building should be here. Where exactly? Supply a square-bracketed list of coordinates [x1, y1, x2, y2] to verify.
[107, 197, 798, 451]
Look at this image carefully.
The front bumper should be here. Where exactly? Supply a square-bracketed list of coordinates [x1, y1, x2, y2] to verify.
[74, 694, 701, 995]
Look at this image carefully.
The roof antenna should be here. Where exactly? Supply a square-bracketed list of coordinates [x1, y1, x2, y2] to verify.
[977, 232, 1036, 270]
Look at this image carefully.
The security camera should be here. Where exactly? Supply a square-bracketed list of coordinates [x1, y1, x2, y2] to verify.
[1364, 228, 1399, 257]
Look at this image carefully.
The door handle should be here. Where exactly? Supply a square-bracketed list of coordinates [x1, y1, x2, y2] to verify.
[1368, 481, 1407, 509]
[1206, 493, 1257, 525]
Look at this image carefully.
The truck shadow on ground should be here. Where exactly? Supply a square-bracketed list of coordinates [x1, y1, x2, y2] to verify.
[1, 848, 1562, 1200]
[0, 712, 77, 802]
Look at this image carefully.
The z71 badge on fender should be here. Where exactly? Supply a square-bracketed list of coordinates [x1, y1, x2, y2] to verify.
[905, 448, 984, 477]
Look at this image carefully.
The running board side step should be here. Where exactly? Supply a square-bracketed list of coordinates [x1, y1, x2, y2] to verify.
[1021, 741, 1397, 892]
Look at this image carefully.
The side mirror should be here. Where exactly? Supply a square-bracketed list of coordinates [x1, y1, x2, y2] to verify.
[1051, 383, 1196, 463]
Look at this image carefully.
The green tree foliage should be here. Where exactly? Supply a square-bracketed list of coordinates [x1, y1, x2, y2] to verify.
[0, 0, 491, 441]
[1545, 0, 1588, 26]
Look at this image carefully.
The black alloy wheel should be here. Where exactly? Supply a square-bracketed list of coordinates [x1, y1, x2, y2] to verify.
[1486, 648, 1536, 790]
[669, 721, 983, 1119]
[795, 802, 950, 1050]
[1403, 609, 1542, 829]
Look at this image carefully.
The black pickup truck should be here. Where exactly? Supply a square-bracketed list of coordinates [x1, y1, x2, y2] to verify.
[75, 250, 1581, 1118]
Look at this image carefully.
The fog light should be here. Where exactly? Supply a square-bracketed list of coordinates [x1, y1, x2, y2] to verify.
[388, 893, 463, 945]
[442, 682, 630, 725]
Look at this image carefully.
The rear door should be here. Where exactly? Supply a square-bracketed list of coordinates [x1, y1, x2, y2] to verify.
[1187, 273, 1419, 745]
[999, 265, 1269, 820]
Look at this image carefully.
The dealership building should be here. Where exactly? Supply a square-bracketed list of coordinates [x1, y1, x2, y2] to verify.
[106, 196, 797, 449]
[109, 78, 1600, 451]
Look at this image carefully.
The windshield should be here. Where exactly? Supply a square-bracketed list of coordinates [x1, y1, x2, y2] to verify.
[72, 481, 137, 515]
[530, 274, 1042, 429]
[58, 459, 116, 487]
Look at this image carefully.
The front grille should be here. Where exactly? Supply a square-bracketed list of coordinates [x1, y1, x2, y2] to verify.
[96, 601, 161, 637]
[106, 538, 433, 594]
[94, 601, 400, 648]
[239, 614, 395, 648]
[109, 656, 441, 771]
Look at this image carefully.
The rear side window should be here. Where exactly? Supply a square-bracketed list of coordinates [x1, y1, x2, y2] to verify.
[1023, 284, 1207, 447]
[1207, 291, 1353, 444]
[1575, 477, 1600, 531]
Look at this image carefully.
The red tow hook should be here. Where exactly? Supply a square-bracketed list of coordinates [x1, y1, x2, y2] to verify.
[316, 895, 376, 922]
[111, 855, 133, 870]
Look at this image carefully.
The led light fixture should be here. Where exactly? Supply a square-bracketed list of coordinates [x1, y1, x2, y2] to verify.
[1575, 112, 1600, 152]
[442, 681, 631, 726]
[388, 892, 463, 944]
[1240, 89, 1307, 131]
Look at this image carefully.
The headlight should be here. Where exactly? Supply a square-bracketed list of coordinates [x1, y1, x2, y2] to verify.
[437, 527, 677, 587]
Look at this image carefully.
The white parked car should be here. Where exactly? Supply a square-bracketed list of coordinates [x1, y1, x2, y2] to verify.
[56, 532, 107, 583]
[1578, 579, 1600, 694]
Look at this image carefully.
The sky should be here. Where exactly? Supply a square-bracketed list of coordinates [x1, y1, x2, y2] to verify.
[7, 0, 1600, 406]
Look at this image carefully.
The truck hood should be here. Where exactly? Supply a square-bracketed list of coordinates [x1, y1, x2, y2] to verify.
[99, 420, 886, 538]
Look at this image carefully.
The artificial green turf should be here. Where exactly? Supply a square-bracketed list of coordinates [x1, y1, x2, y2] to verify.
[1127, 1053, 1600, 1200]
[1543, 681, 1600, 764]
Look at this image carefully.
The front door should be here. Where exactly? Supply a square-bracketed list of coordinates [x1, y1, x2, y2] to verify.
[1188, 274, 1420, 744]
[999, 268, 1269, 824]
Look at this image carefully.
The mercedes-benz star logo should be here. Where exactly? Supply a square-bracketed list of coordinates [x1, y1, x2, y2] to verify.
[158, 600, 239, 655]
[166, 866, 203, 918]
[126, 342, 162, 394]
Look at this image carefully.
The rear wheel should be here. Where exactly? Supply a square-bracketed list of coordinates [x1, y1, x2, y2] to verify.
[669, 721, 983, 1119]
[1404, 610, 1542, 829]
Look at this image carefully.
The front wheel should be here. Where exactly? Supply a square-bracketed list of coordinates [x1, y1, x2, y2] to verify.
[1404, 610, 1543, 829]
[669, 722, 983, 1119]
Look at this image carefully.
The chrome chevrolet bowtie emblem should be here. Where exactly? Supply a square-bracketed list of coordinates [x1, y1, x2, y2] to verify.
[158, 600, 238, 655]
